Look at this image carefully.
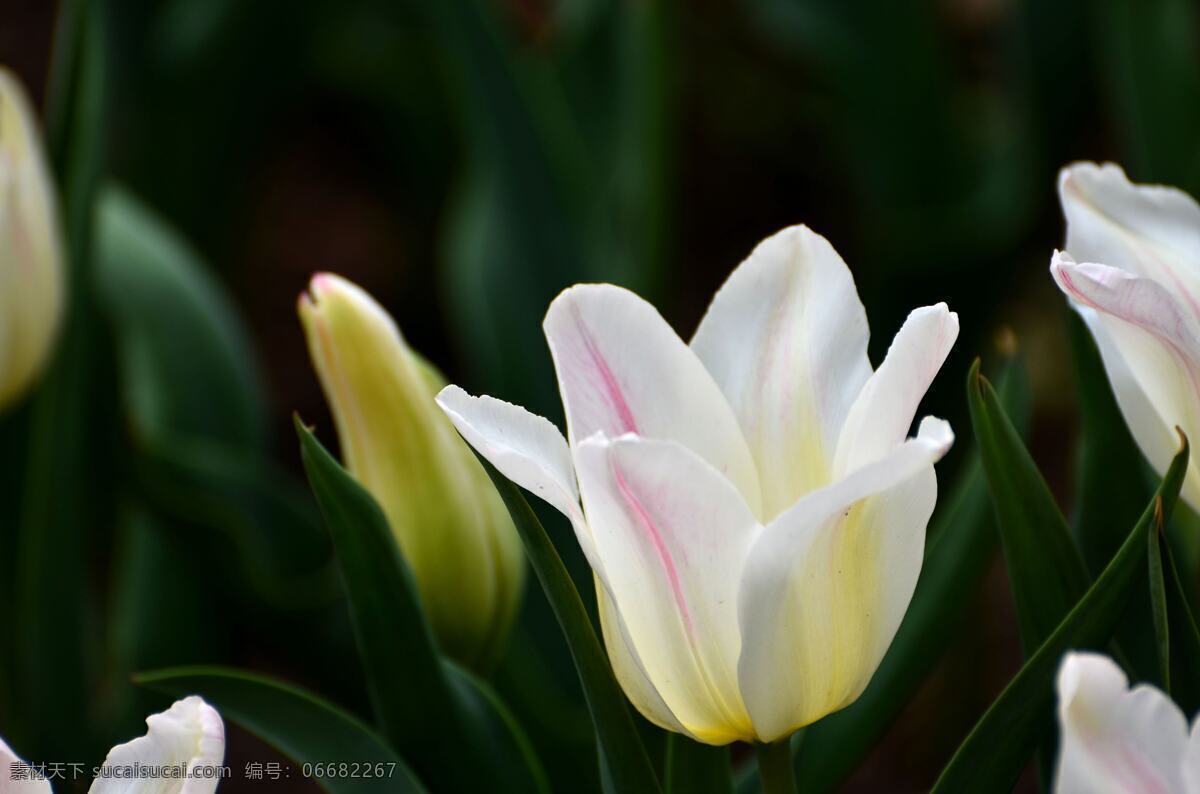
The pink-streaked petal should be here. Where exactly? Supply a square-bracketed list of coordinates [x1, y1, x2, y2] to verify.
[691, 225, 872, 518]
[1054, 652, 1189, 794]
[90, 696, 225, 794]
[1051, 252, 1200, 508]
[544, 285, 762, 517]
[436, 385, 599, 566]
[834, 303, 958, 477]
[1060, 162, 1200, 314]
[737, 418, 952, 741]
[575, 433, 759, 744]
[0, 736, 52, 793]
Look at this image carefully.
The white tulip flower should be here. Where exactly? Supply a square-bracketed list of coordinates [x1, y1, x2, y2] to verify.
[438, 225, 957, 744]
[0, 697, 225, 793]
[1052, 162, 1200, 509]
[1055, 651, 1200, 793]
[0, 68, 65, 410]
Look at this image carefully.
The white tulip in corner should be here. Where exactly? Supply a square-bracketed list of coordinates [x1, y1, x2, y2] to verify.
[0, 697, 225, 793]
[437, 225, 958, 744]
[1051, 162, 1200, 510]
[1055, 652, 1200, 793]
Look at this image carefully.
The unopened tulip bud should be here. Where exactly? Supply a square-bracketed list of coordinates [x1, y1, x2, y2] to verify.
[0, 68, 64, 410]
[299, 274, 524, 668]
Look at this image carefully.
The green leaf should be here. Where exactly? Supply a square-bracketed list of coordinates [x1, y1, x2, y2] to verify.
[792, 354, 1030, 792]
[1148, 517, 1172, 691]
[135, 437, 336, 609]
[93, 185, 265, 449]
[969, 358, 1092, 653]
[135, 666, 426, 794]
[1095, 0, 1200, 194]
[13, 0, 109, 761]
[298, 420, 546, 793]
[479, 457, 662, 794]
[94, 187, 335, 612]
[930, 433, 1190, 793]
[1152, 529, 1200, 714]
[665, 735, 732, 794]
[446, 662, 551, 794]
[1068, 311, 1160, 680]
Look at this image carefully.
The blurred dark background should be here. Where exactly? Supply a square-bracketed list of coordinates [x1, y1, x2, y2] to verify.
[2, 0, 1199, 790]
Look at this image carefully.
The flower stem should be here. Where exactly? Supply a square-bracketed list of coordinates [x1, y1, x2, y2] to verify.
[756, 740, 798, 794]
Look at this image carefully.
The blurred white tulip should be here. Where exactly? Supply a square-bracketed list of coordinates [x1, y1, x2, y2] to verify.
[0, 697, 225, 793]
[0, 68, 65, 410]
[1052, 162, 1200, 510]
[1055, 651, 1200, 793]
[438, 225, 957, 744]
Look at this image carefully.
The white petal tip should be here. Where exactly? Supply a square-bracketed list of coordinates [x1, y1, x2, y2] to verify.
[916, 416, 954, 455]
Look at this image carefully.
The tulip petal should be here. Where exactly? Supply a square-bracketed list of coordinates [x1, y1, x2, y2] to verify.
[436, 385, 599, 564]
[90, 696, 225, 793]
[0, 736, 52, 793]
[575, 433, 759, 744]
[1054, 652, 1189, 794]
[595, 583, 690, 737]
[1184, 720, 1200, 794]
[1051, 252, 1200, 507]
[0, 69, 65, 410]
[690, 225, 873, 518]
[1060, 162, 1200, 307]
[834, 303, 959, 477]
[737, 418, 952, 742]
[545, 284, 762, 516]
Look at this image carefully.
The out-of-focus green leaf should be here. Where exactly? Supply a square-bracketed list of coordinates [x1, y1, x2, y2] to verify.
[665, 735, 731, 794]
[968, 359, 1091, 653]
[135, 666, 427, 794]
[13, 0, 109, 761]
[930, 435, 1190, 793]
[791, 353, 1030, 792]
[94, 186, 264, 448]
[480, 457, 662, 794]
[135, 438, 336, 608]
[298, 421, 546, 793]
[1095, 0, 1200, 194]
[106, 506, 224, 737]
[95, 186, 334, 613]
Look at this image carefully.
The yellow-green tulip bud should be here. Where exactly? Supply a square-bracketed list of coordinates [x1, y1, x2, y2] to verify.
[299, 273, 524, 668]
[0, 68, 65, 410]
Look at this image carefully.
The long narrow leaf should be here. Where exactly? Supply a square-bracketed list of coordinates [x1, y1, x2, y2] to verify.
[968, 358, 1091, 653]
[930, 433, 1189, 793]
[479, 457, 662, 794]
[1145, 519, 1200, 709]
[298, 421, 545, 793]
[135, 666, 426, 794]
[13, 0, 108, 761]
